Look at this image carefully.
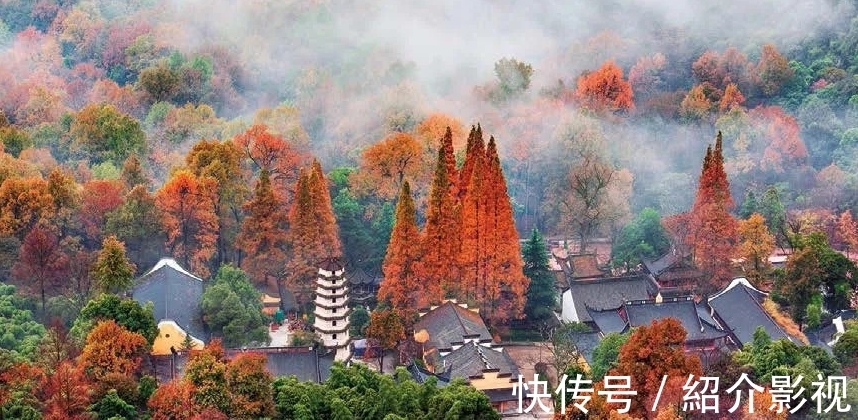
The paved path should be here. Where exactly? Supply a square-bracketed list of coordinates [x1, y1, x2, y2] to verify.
[268, 323, 292, 346]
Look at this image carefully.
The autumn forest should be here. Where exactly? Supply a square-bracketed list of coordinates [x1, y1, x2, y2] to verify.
[4, 0, 858, 418]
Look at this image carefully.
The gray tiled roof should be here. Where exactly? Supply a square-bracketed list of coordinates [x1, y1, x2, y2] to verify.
[346, 267, 380, 285]
[588, 308, 627, 334]
[414, 302, 493, 351]
[133, 258, 205, 341]
[642, 251, 681, 276]
[708, 278, 789, 347]
[569, 331, 602, 365]
[444, 342, 519, 381]
[625, 297, 727, 341]
[259, 348, 336, 382]
[567, 275, 658, 322]
[407, 361, 450, 386]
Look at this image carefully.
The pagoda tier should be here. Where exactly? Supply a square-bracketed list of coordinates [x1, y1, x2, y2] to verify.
[313, 259, 352, 362]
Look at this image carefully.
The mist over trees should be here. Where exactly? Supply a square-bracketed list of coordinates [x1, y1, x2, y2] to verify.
[3, 0, 858, 417]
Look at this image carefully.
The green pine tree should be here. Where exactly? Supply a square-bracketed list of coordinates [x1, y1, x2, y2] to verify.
[522, 229, 557, 325]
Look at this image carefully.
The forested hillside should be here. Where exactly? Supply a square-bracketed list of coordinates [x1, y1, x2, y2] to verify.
[3, 1, 858, 278]
[5, 1, 858, 418]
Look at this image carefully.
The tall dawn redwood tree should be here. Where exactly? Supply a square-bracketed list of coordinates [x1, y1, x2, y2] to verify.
[416, 127, 459, 301]
[687, 131, 738, 292]
[482, 137, 528, 323]
[458, 127, 528, 325]
[378, 181, 425, 324]
[285, 160, 342, 309]
[237, 169, 289, 289]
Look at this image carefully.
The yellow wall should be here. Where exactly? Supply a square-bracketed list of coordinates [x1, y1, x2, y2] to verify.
[470, 371, 516, 391]
[152, 322, 204, 356]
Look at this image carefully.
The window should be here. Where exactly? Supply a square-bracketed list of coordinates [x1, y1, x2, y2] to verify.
[333, 334, 338, 340]
[332, 320, 338, 327]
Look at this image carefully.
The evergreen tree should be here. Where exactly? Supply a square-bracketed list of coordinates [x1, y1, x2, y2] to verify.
[522, 229, 556, 325]
[760, 185, 788, 247]
[687, 131, 738, 292]
[611, 207, 671, 267]
[377, 182, 424, 324]
[200, 265, 269, 348]
[738, 189, 759, 219]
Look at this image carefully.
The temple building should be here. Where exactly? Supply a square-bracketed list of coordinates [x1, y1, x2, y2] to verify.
[313, 258, 352, 362]
[133, 258, 206, 356]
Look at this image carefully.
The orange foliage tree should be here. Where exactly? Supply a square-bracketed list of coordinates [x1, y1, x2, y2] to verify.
[755, 44, 794, 97]
[40, 361, 92, 420]
[691, 47, 753, 93]
[148, 380, 199, 420]
[79, 319, 149, 381]
[417, 128, 461, 300]
[185, 138, 248, 267]
[458, 127, 528, 325]
[719, 83, 746, 112]
[575, 60, 634, 113]
[413, 113, 467, 154]
[749, 106, 808, 173]
[350, 131, 426, 201]
[0, 176, 54, 239]
[0, 361, 42, 415]
[687, 132, 738, 292]
[741, 388, 788, 420]
[78, 179, 124, 246]
[155, 169, 219, 277]
[737, 213, 776, 286]
[378, 181, 427, 323]
[364, 308, 406, 373]
[609, 318, 703, 419]
[285, 160, 342, 308]
[236, 169, 289, 288]
[836, 210, 858, 254]
[224, 352, 275, 419]
[232, 124, 307, 201]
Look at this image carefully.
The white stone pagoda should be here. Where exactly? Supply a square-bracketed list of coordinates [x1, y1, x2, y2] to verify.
[313, 258, 352, 362]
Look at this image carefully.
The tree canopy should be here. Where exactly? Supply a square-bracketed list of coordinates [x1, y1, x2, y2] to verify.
[200, 265, 269, 348]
